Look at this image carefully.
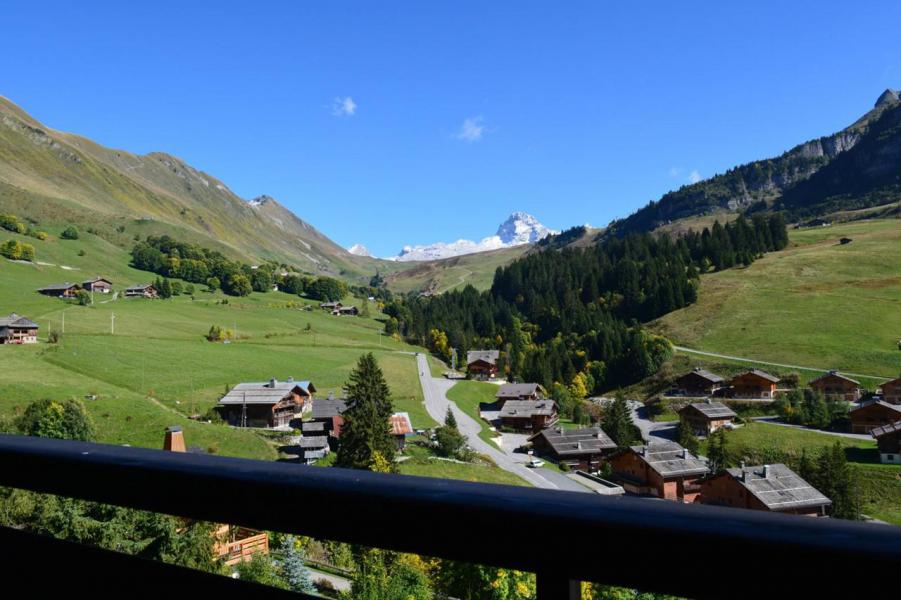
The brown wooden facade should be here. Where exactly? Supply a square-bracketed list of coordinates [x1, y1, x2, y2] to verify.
[730, 370, 779, 399]
[673, 369, 725, 397]
[608, 445, 707, 503]
[881, 377, 901, 405]
[699, 468, 829, 517]
[849, 401, 901, 434]
[809, 371, 862, 402]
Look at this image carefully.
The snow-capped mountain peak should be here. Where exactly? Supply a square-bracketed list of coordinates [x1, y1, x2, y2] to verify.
[347, 244, 373, 257]
[392, 212, 557, 262]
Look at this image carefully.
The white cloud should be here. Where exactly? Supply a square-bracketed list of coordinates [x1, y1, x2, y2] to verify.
[688, 169, 702, 184]
[331, 96, 357, 117]
[669, 167, 702, 184]
[668, 167, 684, 177]
[454, 116, 486, 142]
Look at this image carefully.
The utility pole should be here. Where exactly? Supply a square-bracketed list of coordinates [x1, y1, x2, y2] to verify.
[110, 312, 115, 335]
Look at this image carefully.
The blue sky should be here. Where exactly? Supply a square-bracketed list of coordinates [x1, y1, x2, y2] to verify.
[1, 2, 899, 256]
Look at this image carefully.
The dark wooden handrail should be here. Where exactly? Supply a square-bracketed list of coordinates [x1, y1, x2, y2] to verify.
[0, 434, 898, 599]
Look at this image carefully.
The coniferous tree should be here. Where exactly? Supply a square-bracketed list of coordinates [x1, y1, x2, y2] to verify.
[281, 536, 315, 594]
[706, 429, 730, 473]
[335, 353, 396, 471]
[676, 421, 700, 455]
[603, 397, 637, 448]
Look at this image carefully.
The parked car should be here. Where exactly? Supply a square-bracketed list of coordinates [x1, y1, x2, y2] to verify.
[527, 458, 545, 468]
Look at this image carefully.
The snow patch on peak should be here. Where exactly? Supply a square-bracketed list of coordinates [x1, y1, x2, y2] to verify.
[248, 195, 275, 207]
[347, 244, 373, 257]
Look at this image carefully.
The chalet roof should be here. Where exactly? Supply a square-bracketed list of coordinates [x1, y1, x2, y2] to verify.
[723, 464, 831, 511]
[850, 399, 901, 416]
[82, 277, 112, 285]
[38, 282, 78, 291]
[389, 412, 413, 436]
[218, 379, 316, 405]
[496, 383, 542, 400]
[301, 421, 326, 433]
[680, 401, 737, 420]
[319, 301, 342, 308]
[499, 400, 557, 418]
[810, 370, 861, 386]
[0, 313, 39, 329]
[627, 441, 709, 478]
[871, 420, 901, 439]
[312, 398, 348, 420]
[528, 427, 616, 456]
[678, 368, 725, 384]
[126, 284, 155, 292]
[467, 350, 500, 365]
[736, 369, 781, 383]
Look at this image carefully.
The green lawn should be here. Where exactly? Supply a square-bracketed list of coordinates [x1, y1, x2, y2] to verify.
[445, 380, 500, 445]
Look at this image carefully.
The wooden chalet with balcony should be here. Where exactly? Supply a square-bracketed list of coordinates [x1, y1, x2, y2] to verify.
[528, 426, 616, 471]
[82, 277, 113, 293]
[499, 400, 558, 432]
[308, 398, 349, 441]
[467, 350, 500, 381]
[37, 282, 80, 298]
[678, 400, 737, 436]
[880, 376, 901, 405]
[0, 313, 38, 344]
[495, 383, 544, 407]
[849, 400, 901, 434]
[730, 369, 780, 399]
[871, 421, 901, 464]
[609, 441, 709, 503]
[700, 464, 831, 517]
[124, 283, 158, 299]
[217, 378, 317, 428]
[809, 370, 862, 402]
[673, 368, 725, 397]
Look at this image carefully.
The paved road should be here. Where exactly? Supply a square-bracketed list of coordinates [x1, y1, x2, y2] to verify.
[628, 400, 676, 442]
[674, 346, 892, 381]
[415, 354, 588, 492]
[307, 567, 351, 593]
[751, 416, 874, 440]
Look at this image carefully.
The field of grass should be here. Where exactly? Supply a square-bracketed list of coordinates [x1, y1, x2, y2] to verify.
[445, 380, 500, 445]
[0, 226, 434, 461]
[654, 219, 901, 380]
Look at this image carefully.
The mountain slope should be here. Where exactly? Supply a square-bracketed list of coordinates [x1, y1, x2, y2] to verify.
[0, 96, 366, 277]
[610, 90, 901, 235]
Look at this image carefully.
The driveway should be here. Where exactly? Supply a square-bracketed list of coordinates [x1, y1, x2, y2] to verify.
[628, 400, 677, 442]
[415, 354, 589, 493]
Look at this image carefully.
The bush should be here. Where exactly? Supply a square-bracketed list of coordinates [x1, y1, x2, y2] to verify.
[60, 226, 80, 240]
[74, 290, 91, 306]
[48, 330, 61, 344]
[0, 239, 35, 261]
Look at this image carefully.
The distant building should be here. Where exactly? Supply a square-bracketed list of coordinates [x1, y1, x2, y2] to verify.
[82, 277, 113, 293]
[700, 464, 831, 517]
[849, 400, 901, 434]
[809, 370, 862, 402]
[319, 301, 342, 311]
[678, 401, 737, 436]
[389, 412, 414, 451]
[499, 400, 558, 432]
[880, 377, 901, 405]
[217, 378, 317, 428]
[466, 350, 500, 381]
[333, 305, 359, 316]
[730, 369, 780, 399]
[298, 435, 330, 464]
[528, 426, 616, 471]
[495, 383, 544, 406]
[673, 368, 725, 397]
[871, 421, 901, 464]
[310, 398, 349, 440]
[0, 313, 38, 344]
[125, 283, 158, 298]
[37, 282, 80, 298]
[609, 441, 708, 502]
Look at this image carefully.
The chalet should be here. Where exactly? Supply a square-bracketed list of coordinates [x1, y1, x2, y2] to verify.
[37, 282, 80, 298]
[673, 368, 725, 397]
[609, 441, 708, 502]
[320, 301, 342, 311]
[125, 284, 158, 299]
[389, 412, 414, 451]
[528, 426, 616, 471]
[333, 305, 359, 316]
[82, 277, 113, 293]
[499, 400, 558, 432]
[700, 464, 831, 517]
[0, 313, 38, 344]
[310, 398, 349, 440]
[466, 350, 500, 381]
[495, 383, 544, 406]
[730, 369, 780, 399]
[217, 378, 317, 428]
[871, 421, 901, 464]
[848, 400, 901, 434]
[880, 376, 901, 405]
[678, 401, 737, 436]
[809, 370, 862, 402]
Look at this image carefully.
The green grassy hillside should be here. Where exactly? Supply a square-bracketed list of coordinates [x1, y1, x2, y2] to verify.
[385, 245, 530, 294]
[653, 219, 901, 379]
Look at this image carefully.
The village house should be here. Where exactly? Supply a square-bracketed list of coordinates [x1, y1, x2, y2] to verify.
[700, 463, 831, 517]
[528, 426, 617, 472]
[320, 301, 342, 311]
[673, 368, 725, 397]
[125, 283, 158, 298]
[309, 398, 349, 442]
[217, 378, 317, 428]
[809, 370, 862, 402]
[82, 277, 113, 293]
[495, 383, 544, 407]
[871, 421, 901, 464]
[730, 369, 780, 399]
[609, 441, 709, 502]
[848, 400, 901, 434]
[466, 350, 500, 381]
[678, 400, 737, 436]
[880, 376, 901, 405]
[333, 305, 359, 316]
[0, 313, 38, 344]
[162, 427, 269, 566]
[389, 412, 414, 451]
[499, 400, 558, 432]
[37, 282, 80, 298]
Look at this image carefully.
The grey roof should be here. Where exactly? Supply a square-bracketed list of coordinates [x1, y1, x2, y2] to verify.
[299, 436, 330, 449]
[218, 379, 315, 405]
[679, 368, 725, 384]
[724, 464, 831, 511]
[467, 350, 500, 365]
[851, 399, 901, 415]
[312, 398, 348, 420]
[529, 427, 616, 456]
[37, 282, 78, 291]
[0, 313, 38, 329]
[739, 369, 781, 383]
[125, 283, 155, 292]
[681, 401, 737, 420]
[871, 420, 901, 439]
[496, 383, 542, 400]
[810, 370, 861, 386]
[301, 421, 326, 432]
[628, 441, 709, 478]
[82, 277, 112, 285]
[499, 400, 557, 418]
